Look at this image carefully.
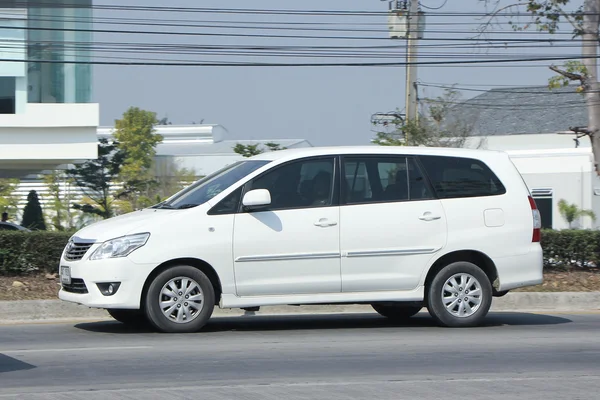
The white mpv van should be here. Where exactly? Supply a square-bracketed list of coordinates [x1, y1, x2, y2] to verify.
[59, 146, 543, 333]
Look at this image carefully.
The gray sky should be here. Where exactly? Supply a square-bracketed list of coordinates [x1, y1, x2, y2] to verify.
[92, 0, 584, 146]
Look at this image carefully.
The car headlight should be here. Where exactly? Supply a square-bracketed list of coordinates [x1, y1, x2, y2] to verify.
[89, 233, 150, 260]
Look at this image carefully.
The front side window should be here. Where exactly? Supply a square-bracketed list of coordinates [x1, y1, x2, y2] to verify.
[158, 160, 270, 209]
[246, 157, 336, 210]
[418, 155, 506, 199]
[343, 156, 433, 204]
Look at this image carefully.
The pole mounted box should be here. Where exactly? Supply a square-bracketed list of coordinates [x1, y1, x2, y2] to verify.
[388, 9, 426, 39]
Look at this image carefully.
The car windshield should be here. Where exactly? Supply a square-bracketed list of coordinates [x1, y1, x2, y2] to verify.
[155, 160, 271, 209]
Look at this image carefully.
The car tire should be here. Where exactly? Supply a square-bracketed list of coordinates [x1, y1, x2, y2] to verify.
[372, 304, 422, 321]
[427, 261, 492, 328]
[144, 265, 215, 333]
[106, 309, 148, 326]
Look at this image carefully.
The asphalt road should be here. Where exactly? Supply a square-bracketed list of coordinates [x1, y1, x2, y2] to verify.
[0, 311, 599, 399]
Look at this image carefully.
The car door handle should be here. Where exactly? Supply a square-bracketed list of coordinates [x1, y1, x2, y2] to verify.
[419, 212, 441, 222]
[314, 218, 338, 227]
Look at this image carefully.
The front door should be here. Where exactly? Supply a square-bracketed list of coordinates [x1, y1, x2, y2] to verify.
[340, 155, 448, 292]
[233, 156, 341, 296]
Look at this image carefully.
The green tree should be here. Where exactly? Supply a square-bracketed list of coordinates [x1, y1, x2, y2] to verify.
[21, 190, 47, 231]
[114, 107, 163, 183]
[67, 138, 125, 219]
[113, 107, 164, 210]
[233, 142, 287, 157]
[482, 0, 600, 174]
[157, 116, 172, 125]
[558, 199, 596, 228]
[233, 143, 263, 157]
[372, 87, 483, 148]
[43, 171, 81, 231]
[0, 178, 20, 217]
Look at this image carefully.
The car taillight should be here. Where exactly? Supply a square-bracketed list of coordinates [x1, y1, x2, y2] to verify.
[528, 196, 541, 242]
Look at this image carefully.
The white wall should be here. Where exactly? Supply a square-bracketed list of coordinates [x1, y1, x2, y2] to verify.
[466, 133, 589, 151]
[505, 148, 597, 230]
[0, 103, 99, 172]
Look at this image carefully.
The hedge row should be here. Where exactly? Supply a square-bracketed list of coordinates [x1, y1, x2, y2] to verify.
[0, 229, 599, 276]
[540, 229, 600, 269]
[0, 231, 72, 275]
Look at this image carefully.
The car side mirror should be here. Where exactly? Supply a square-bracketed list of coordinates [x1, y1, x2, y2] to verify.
[242, 189, 271, 210]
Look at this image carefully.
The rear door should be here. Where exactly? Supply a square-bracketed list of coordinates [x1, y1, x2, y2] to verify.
[339, 155, 447, 292]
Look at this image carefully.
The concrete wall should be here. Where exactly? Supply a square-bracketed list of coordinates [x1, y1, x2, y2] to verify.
[504, 148, 597, 230]
[0, 103, 99, 174]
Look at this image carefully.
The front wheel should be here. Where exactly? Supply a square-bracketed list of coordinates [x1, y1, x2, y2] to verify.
[144, 265, 215, 333]
[427, 261, 492, 328]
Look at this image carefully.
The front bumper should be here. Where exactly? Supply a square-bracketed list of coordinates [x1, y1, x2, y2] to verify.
[58, 257, 157, 310]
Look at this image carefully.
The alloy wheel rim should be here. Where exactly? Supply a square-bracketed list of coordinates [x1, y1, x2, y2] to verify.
[159, 277, 204, 324]
[441, 273, 482, 318]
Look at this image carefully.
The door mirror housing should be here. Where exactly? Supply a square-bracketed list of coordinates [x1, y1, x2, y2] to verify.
[242, 189, 271, 210]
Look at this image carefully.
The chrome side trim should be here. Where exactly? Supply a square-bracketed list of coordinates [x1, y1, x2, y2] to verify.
[346, 248, 438, 258]
[235, 252, 340, 263]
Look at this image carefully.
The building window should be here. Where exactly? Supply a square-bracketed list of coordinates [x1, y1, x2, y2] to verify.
[27, 1, 93, 104]
[0, 77, 16, 114]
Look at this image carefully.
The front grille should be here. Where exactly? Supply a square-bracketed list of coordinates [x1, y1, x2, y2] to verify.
[62, 278, 88, 294]
[64, 242, 94, 261]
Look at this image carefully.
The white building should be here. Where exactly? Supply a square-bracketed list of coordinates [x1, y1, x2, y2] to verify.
[98, 124, 313, 177]
[0, 2, 98, 179]
[456, 85, 599, 230]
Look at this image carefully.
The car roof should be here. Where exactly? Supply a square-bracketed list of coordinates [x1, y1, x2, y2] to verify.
[0, 221, 29, 231]
[249, 145, 506, 162]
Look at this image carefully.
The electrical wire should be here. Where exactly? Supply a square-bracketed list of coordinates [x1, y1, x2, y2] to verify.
[420, 0, 450, 11]
[0, 4, 590, 69]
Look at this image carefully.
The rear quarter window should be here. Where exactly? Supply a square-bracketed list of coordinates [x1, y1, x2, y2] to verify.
[418, 155, 506, 199]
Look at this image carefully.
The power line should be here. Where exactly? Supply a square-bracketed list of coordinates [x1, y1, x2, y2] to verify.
[0, 54, 596, 67]
[419, 83, 595, 95]
[420, 0, 449, 11]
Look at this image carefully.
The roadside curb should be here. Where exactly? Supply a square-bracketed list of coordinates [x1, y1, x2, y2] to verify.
[1, 292, 599, 325]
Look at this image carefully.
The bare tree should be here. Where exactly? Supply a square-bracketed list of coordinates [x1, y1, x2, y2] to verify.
[372, 86, 484, 148]
[480, 0, 600, 175]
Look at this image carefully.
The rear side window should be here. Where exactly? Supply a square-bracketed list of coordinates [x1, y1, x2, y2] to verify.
[418, 155, 506, 199]
[343, 156, 434, 204]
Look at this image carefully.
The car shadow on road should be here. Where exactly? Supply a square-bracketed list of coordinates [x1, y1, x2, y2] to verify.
[73, 311, 572, 334]
[0, 354, 36, 374]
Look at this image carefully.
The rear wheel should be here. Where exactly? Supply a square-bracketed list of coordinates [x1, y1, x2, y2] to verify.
[427, 261, 492, 328]
[106, 309, 148, 326]
[144, 265, 215, 333]
[372, 304, 422, 321]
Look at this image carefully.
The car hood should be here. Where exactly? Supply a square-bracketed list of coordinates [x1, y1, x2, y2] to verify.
[72, 209, 177, 243]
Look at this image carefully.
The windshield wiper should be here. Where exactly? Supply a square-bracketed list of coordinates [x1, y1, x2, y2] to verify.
[176, 204, 199, 210]
[152, 202, 175, 209]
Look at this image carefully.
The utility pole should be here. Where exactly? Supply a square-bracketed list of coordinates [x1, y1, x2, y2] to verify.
[386, 0, 423, 143]
[404, 0, 419, 125]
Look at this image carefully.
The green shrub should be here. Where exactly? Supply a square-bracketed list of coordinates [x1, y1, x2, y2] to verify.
[0, 231, 72, 275]
[541, 229, 600, 269]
